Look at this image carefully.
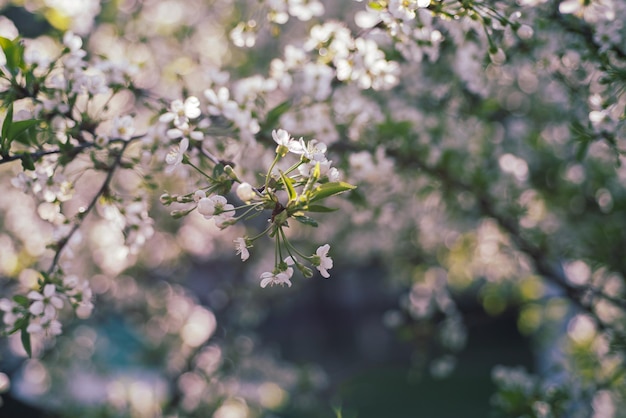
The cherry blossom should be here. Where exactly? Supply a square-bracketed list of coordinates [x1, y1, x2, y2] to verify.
[260, 267, 294, 288]
[28, 284, 64, 318]
[313, 244, 333, 278]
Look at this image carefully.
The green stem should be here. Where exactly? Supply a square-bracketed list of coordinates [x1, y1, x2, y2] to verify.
[283, 160, 304, 176]
[279, 229, 310, 260]
[279, 227, 298, 263]
[183, 156, 215, 181]
[274, 226, 281, 267]
[265, 154, 280, 192]
[248, 223, 273, 242]
[231, 202, 265, 221]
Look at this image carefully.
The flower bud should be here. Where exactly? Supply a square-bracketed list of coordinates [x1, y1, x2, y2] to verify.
[224, 165, 240, 181]
[170, 209, 187, 219]
[160, 193, 172, 205]
[300, 265, 314, 278]
[193, 190, 206, 202]
[516, 25, 533, 40]
[236, 182, 257, 202]
[489, 48, 506, 65]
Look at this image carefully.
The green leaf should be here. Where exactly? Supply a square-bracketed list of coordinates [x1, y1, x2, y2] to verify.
[305, 204, 338, 213]
[302, 162, 321, 195]
[20, 153, 35, 171]
[311, 162, 321, 181]
[2, 103, 13, 143]
[0, 37, 11, 54]
[293, 214, 318, 227]
[21, 327, 32, 358]
[8, 119, 40, 145]
[279, 170, 297, 202]
[0, 36, 24, 75]
[367, 1, 385, 11]
[575, 139, 590, 161]
[261, 100, 290, 133]
[12, 294, 30, 307]
[8, 317, 27, 335]
[213, 163, 225, 177]
[309, 181, 357, 203]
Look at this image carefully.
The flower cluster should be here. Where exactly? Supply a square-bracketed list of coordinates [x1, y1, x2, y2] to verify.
[0, 272, 94, 352]
[159, 124, 354, 287]
[0, 26, 150, 353]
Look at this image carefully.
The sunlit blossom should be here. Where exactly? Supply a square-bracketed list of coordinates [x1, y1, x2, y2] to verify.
[111, 115, 135, 140]
[272, 129, 293, 147]
[159, 97, 202, 127]
[165, 137, 189, 173]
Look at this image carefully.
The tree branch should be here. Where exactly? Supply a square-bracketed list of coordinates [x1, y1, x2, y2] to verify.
[46, 138, 136, 275]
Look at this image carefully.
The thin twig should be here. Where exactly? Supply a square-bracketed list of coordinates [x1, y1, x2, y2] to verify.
[0, 136, 143, 166]
[46, 138, 136, 275]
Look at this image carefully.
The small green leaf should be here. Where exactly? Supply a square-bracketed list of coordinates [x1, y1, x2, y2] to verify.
[309, 181, 357, 203]
[21, 327, 32, 358]
[12, 294, 29, 307]
[0, 37, 12, 55]
[305, 204, 338, 213]
[311, 162, 321, 181]
[367, 1, 385, 11]
[20, 153, 35, 171]
[279, 170, 297, 202]
[9, 317, 27, 335]
[302, 162, 321, 195]
[261, 100, 291, 133]
[575, 140, 590, 161]
[2, 103, 14, 143]
[8, 119, 40, 145]
[0, 36, 24, 75]
[293, 214, 318, 227]
[213, 163, 225, 177]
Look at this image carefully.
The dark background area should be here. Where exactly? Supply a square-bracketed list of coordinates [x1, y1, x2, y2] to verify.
[0, 261, 533, 418]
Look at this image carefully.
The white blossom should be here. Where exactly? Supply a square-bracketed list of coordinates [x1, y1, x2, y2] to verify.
[28, 284, 64, 318]
[159, 97, 202, 127]
[27, 316, 62, 336]
[260, 267, 294, 288]
[165, 137, 189, 173]
[236, 182, 257, 202]
[111, 115, 135, 140]
[314, 244, 333, 278]
[234, 237, 250, 261]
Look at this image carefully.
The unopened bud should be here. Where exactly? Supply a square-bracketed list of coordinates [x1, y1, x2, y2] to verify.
[489, 48, 506, 65]
[300, 265, 314, 278]
[237, 182, 257, 202]
[160, 193, 172, 205]
[170, 209, 186, 219]
[516, 25, 533, 40]
[224, 165, 240, 181]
